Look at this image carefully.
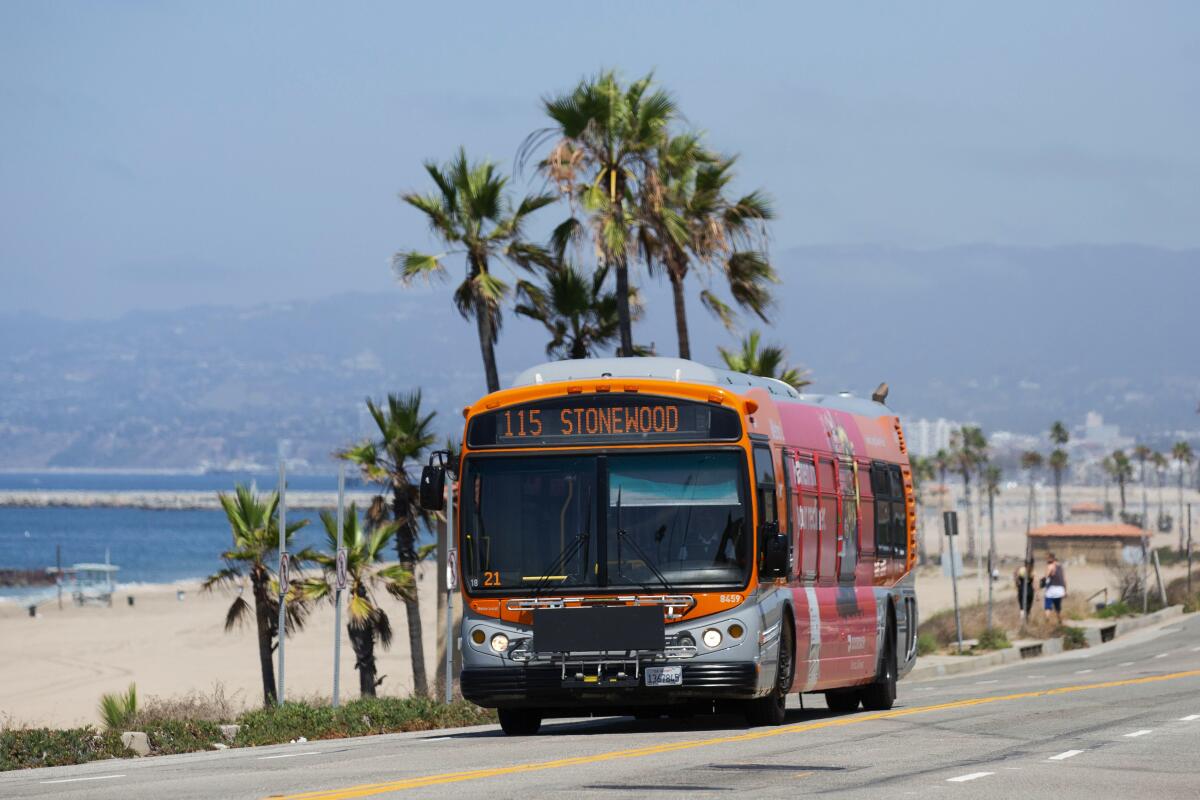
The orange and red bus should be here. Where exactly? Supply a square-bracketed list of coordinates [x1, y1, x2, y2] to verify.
[422, 357, 917, 735]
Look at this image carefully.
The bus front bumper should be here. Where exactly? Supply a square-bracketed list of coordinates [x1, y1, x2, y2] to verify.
[461, 662, 761, 710]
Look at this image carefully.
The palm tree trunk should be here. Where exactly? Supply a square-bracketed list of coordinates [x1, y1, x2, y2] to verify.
[475, 299, 500, 394]
[254, 575, 277, 706]
[962, 473, 976, 561]
[394, 488, 429, 697]
[1054, 469, 1063, 523]
[668, 269, 690, 360]
[1180, 471, 1186, 553]
[349, 621, 378, 697]
[1119, 478, 1127, 513]
[614, 255, 633, 357]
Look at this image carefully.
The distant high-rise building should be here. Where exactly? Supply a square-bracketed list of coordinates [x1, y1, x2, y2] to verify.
[905, 417, 960, 457]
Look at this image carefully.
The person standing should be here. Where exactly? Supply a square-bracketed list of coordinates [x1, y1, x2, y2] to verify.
[1043, 553, 1066, 623]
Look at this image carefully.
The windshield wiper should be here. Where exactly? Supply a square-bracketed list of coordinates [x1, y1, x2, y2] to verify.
[614, 485, 676, 594]
[532, 485, 591, 597]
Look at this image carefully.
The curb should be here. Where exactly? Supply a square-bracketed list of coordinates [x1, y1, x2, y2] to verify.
[906, 605, 1184, 682]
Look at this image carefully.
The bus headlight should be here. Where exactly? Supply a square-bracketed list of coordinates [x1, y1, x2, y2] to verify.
[727, 622, 745, 639]
[471, 629, 486, 645]
[702, 628, 723, 648]
[490, 633, 510, 653]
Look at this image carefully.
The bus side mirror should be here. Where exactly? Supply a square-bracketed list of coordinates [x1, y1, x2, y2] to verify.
[760, 521, 789, 579]
[419, 465, 446, 511]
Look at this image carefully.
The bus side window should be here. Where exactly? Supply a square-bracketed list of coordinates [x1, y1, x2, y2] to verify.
[753, 445, 777, 527]
[890, 465, 907, 562]
[817, 458, 837, 581]
[872, 464, 892, 558]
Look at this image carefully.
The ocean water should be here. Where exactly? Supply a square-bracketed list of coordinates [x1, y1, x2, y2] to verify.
[0, 506, 336, 603]
[0, 470, 366, 492]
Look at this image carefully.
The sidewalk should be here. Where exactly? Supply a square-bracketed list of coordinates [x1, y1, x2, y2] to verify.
[906, 605, 1185, 682]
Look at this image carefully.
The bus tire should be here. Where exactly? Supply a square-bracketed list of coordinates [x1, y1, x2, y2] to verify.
[497, 707, 542, 736]
[861, 613, 897, 712]
[744, 619, 794, 727]
[824, 690, 861, 713]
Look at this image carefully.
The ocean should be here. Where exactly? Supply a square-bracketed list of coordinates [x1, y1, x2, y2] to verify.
[0, 471, 413, 604]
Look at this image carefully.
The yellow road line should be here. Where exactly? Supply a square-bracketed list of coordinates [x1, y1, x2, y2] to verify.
[272, 668, 1200, 800]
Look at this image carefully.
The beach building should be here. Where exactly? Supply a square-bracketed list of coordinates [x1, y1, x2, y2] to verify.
[1068, 501, 1109, 521]
[1027, 523, 1147, 565]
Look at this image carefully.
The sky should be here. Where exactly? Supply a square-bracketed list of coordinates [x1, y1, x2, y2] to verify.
[1, 1, 1198, 319]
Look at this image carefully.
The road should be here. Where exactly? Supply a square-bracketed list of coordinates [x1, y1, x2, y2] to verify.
[5, 614, 1199, 800]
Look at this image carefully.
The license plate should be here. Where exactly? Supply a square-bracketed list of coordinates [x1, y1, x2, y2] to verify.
[644, 666, 682, 687]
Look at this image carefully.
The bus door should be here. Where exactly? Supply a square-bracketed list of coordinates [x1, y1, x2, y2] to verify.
[816, 456, 838, 584]
[752, 444, 779, 577]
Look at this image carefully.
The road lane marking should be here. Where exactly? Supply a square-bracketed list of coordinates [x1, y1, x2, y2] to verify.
[1179, 715, 1200, 722]
[422, 737, 451, 742]
[1192, 646, 1200, 652]
[1124, 730, 1152, 738]
[258, 751, 321, 760]
[1154, 653, 1169, 659]
[1118, 662, 1135, 667]
[947, 772, 993, 782]
[1027, 675, 1045, 678]
[273, 668, 1200, 800]
[1048, 750, 1083, 761]
[976, 680, 998, 685]
[1075, 669, 1094, 675]
[40, 774, 125, 785]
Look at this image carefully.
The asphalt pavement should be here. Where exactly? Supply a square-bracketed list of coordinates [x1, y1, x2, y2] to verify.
[4, 613, 1198, 800]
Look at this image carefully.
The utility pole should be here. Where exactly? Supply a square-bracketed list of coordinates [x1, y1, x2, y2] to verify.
[277, 461, 288, 706]
[1187, 504, 1193, 602]
[444, 476, 457, 705]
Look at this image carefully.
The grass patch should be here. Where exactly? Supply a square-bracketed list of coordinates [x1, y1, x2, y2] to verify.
[1061, 626, 1088, 650]
[0, 727, 130, 771]
[916, 632, 938, 656]
[235, 697, 495, 747]
[976, 627, 1010, 651]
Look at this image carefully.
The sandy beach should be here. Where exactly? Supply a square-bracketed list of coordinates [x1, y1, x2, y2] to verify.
[2, 483, 1195, 729]
[0, 567, 456, 729]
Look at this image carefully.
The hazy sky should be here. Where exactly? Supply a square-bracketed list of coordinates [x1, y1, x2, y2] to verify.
[2, 2, 1198, 319]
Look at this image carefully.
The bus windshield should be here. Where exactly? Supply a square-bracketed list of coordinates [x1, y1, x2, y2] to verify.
[461, 450, 749, 594]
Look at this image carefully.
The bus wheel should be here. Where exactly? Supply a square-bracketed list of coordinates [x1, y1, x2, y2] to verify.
[824, 690, 861, 713]
[744, 620, 794, 727]
[861, 617, 897, 711]
[497, 707, 542, 736]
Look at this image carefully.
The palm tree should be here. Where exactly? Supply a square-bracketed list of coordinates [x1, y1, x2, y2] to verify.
[1049, 421, 1069, 523]
[341, 392, 437, 696]
[1020, 451, 1043, 531]
[645, 140, 776, 358]
[514, 262, 630, 359]
[395, 148, 555, 393]
[526, 71, 677, 356]
[1174, 441, 1195, 551]
[948, 426, 987, 560]
[202, 485, 311, 706]
[1112, 449, 1133, 515]
[909, 455, 935, 565]
[303, 505, 413, 697]
[718, 330, 810, 390]
[934, 448, 951, 560]
[1101, 455, 1116, 513]
[1152, 451, 1169, 530]
[1134, 445, 1153, 530]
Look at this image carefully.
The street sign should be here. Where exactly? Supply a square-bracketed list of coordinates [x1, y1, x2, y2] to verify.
[278, 552, 290, 591]
[335, 547, 348, 591]
[943, 510, 959, 537]
[446, 547, 458, 591]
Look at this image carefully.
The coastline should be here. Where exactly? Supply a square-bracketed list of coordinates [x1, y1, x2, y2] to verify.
[0, 490, 379, 510]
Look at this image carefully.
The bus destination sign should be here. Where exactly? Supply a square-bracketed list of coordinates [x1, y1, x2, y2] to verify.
[467, 395, 741, 448]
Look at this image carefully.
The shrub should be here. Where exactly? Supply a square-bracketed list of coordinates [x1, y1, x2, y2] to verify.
[976, 627, 1010, 651]
[142, 720, 226, 755]
[234, 697, 495, 747]
[98, 684, 137, 731]
[1061, 626, 1088, 650]
[1096, 600, 1133, 619]
[916, 632, 938, 656]
[0, 727, 129, 771]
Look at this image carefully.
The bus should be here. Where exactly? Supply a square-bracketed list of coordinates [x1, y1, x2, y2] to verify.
[420, 357, 918, 736]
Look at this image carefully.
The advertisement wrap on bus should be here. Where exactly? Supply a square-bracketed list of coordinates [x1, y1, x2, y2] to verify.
[419, 357, 918, 736]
